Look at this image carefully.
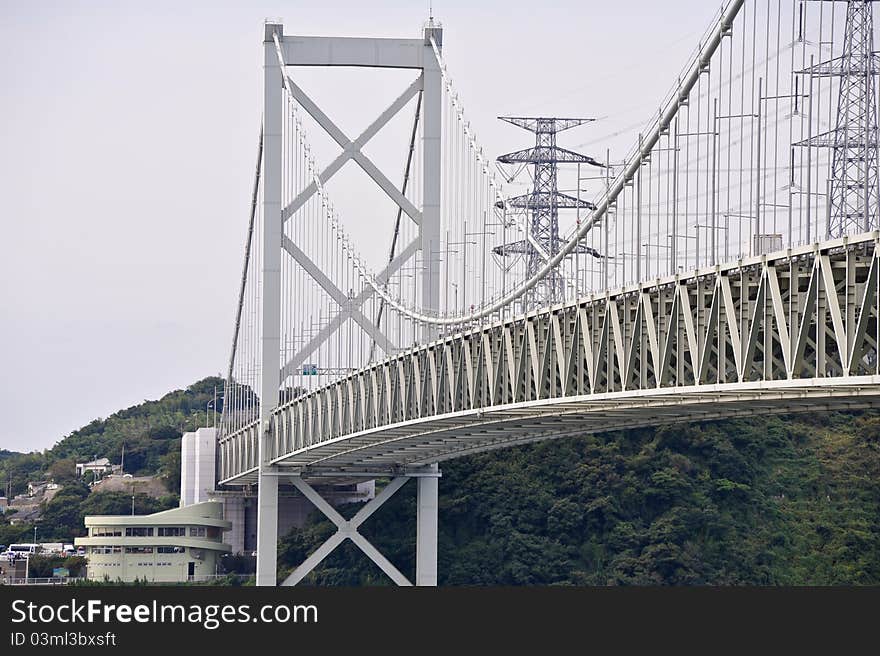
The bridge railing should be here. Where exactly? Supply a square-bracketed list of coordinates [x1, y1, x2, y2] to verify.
[217, 231, 880, 482]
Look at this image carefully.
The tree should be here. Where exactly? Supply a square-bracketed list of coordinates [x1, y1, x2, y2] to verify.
[159, 446, 181, 493]
[47, 458, 77, 484]
[39, 483, 90, 539]
[27, 555, 87, 578]
[0, 522, 33, 547]
[79, 491, 175, 518]
[0, 452, 45, 497]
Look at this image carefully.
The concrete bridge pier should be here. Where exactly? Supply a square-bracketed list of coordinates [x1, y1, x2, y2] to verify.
[281, 467, 441, 586]
[416, 464, 440, 586]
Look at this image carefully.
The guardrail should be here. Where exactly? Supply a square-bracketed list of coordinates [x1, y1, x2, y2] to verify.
[2, 577, 87, 585]
[1, 574, 256, 586]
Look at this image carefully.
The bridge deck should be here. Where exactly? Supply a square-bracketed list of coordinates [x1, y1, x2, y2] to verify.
[220, 232, 880, 484]
[226, 378, 880, 485]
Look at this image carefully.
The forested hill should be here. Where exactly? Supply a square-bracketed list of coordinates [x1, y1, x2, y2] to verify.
[3, 377, 879, 584]
[280, 411, 880, 585]
[49, 376, 225, 473]
[0, 377, 224, 499]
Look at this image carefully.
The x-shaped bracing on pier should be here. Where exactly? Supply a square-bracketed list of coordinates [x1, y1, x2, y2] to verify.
[283, 476, 415, 586]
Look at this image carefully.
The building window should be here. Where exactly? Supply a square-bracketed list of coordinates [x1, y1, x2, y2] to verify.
[189, 527, 206, 537]
[125, 527, 154, 537]
[157, 527, 186, 537]
[206, 527, 221, 540]
[91, 528, 122, 537]
[124, 547, 153, 554]
[157, 546, 185, 554]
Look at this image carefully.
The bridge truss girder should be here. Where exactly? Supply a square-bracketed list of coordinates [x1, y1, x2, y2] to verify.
[220, 231, 880, 483]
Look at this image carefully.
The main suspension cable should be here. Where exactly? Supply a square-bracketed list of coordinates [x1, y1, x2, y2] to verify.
[270, 0, 743, 327]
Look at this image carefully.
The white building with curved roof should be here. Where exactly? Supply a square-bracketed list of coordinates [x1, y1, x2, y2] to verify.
[75, 501, 232, 583]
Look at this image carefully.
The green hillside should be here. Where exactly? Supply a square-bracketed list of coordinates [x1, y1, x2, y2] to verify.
[0, 377, 223, 544]
[48, 376, 225, 480]
[0, 377, 224, 498]
[3, 377, 879, 584]
[279, 411, 880, 585]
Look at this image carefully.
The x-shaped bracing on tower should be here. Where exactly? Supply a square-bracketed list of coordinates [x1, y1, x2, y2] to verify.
[282, 475, 426, 586]
[280, 75, 425, 375]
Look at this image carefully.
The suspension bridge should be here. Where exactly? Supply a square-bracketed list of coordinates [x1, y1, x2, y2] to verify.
[215, 0, 880, 586]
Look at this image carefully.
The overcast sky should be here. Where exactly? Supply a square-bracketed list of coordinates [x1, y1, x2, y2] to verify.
[0, 0, 720, 453]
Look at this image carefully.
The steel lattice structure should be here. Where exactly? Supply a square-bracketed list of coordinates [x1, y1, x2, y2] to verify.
[220, 231, 880, 483]
[494, 117, 604, 306]
[798, 1, 880, 237]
